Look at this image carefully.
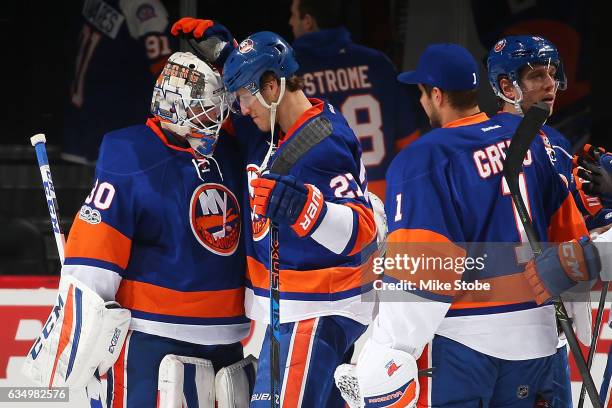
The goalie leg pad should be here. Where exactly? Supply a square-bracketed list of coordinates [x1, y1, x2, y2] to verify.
[21, 275, 130, 388]
[110, 334, 244, 407]
[157, 354, 216, 408]
[215, 355, 257, 408]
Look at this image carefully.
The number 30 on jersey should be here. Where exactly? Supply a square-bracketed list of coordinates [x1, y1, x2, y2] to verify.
[85, 179, 116, 210]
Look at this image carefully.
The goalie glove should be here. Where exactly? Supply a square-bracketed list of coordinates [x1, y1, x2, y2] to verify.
[334, 339, 419, 408]
[171, 18, 237, 68]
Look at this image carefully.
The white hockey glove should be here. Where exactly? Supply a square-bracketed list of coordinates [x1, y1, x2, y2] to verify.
[22, 275, 130, 387]
[368, 192, 388, 256]
[334, 338, 418, 408]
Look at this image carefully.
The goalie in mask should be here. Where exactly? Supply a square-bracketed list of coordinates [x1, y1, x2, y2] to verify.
[22, 52, 255, 408]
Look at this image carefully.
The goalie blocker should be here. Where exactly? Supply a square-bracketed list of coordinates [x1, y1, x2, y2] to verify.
[22, 275, 131, 388]
[334, 338, 419, 408]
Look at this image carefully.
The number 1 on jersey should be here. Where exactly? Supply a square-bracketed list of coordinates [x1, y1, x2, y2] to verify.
[394, 193, 402, 222]
[502, 173, 533, 264]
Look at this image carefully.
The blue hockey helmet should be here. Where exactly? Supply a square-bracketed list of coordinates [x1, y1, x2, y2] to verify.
[223, 31, 299, 94]
[486, 35, 567, 99]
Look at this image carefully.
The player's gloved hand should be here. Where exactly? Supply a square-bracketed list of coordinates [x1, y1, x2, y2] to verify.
[334, 338, 419, 408]
[171, 18, 237, 67]
[250, 173, 327, 238]
[524, 236, 601, 304]
[573, 144, 612, 200]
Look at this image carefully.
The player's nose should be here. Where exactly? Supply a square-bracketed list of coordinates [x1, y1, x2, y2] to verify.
[544, 73, 556, 89]
[240, 101, 250, 116]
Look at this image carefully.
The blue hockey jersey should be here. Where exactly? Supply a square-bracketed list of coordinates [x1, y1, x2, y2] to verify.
[293, 28, 421, 199]
[62, 118, 249, 345]
[377, 112, 588, 360]
[228, 99, 377, 324]
[63, 0, 178, 163]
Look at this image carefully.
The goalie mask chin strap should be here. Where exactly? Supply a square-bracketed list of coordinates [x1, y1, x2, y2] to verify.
[255, 77, 287, 171]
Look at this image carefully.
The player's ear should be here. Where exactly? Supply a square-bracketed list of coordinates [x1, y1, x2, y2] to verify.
[303, 13, 317, 32]
[260, 77, 277, 101]
[499, 77, 516, 100]
[432, 87, 444, 107]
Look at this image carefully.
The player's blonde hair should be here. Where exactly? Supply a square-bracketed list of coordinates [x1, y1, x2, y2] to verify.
[260, 71, 305, 92]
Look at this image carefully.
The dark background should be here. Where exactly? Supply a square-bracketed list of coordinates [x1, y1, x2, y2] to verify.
[0, 0, 604, 148]
[0, 0, 605, 275]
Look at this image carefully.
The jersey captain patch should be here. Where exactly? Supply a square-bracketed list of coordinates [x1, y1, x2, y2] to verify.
[190, 183, 240, 256]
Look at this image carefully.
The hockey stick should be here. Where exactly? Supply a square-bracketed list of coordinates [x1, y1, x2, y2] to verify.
[578, 282, 609, 408]
[268, 221, 281, 408]
[30, 134, 66, 266]
[502, 101, 602, 408]
[264, 116, 333, 407]
[30, 135, 109, 407]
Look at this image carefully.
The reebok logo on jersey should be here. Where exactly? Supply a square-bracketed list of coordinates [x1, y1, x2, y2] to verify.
[190, 183, 240, 256]
[480, 125, 501, 132]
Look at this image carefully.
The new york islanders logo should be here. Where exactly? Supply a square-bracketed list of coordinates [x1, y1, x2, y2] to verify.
[494, 39, 506, 53]
[239, 39, 254, 53]
[190, 183, 240, 256]
[247, 164, 270, 241]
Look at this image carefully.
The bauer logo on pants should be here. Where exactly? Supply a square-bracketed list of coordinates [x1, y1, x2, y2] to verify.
[190, 183, 240, 256]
